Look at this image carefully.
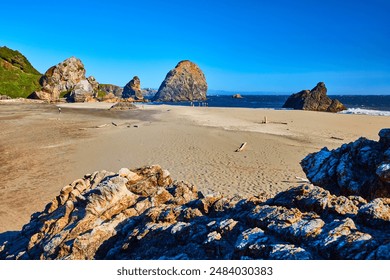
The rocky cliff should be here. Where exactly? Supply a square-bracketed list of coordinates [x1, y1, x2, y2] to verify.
[0, 46, 41, 98]
[152, 60, 207, 102]
[29, 57, 98, 102]
[123, 76, 143, 100]
[283, 82, 346, 112]
[98, 84, 123, 98]
[1, 130, 389, 260]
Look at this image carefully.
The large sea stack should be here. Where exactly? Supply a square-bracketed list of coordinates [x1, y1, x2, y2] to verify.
[122, 76, 143, 100]
[29, 57, 98, 102]
[283, 82, 346, 112]
[152, 60, 207, 102]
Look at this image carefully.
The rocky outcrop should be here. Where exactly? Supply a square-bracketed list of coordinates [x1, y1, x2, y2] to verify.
[141, 88, 157, 98]
[29, 57, 98, 102]
[232, 94, 243, 99]
[0, 94, 11, 100]
[301, 128, 390, 200]
[283, 82, 346, 112]
[123, 76, 143, 100]
[98, 84, 123, 97]
[109, 102, 137, 110]
[1, 160, 388, 259]
[152, 60, 207, 102]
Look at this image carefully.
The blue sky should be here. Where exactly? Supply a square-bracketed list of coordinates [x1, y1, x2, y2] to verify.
[1, 0, 389, 94]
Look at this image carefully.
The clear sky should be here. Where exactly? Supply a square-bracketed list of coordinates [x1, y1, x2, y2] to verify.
[1, 0, 389, 94]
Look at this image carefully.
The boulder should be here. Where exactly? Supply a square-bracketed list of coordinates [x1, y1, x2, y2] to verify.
[152, 60, 207, 102]
[69, 79, 96, 102]
[283, 82, 346, 112]
[123, 76, 143, 100]
[29, 57, 99, 102]
[1, 162, 388, 260]
[301, 128, 390, 200]
[232, 94, 243, 99]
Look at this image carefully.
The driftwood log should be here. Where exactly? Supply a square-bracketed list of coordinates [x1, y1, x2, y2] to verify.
[235, 142, 247, 152]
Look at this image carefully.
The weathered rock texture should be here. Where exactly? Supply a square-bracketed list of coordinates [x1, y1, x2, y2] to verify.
[98, 84, 123, 97]
[29, 57, 98, 102]
[152, 60, 207, 102]
[1, 160, 388, 259]
[283, 82, 346, 112]
[123, 76, 143, 100]
[301, 128, 390, 200]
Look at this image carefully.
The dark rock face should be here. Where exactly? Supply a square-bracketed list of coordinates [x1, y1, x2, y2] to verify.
[123, 76, 143, 100]
[152, 60, 207, 102]
[301, 128, 390, 200]
[283, 82, 346, 112]
[1, 162, 388, 260]
[98, 84, 123, 97]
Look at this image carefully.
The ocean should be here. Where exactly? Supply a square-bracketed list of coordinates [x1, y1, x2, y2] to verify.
[152, 95, 390, 116]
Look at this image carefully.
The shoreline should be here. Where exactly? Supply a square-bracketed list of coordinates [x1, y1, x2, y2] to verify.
[0, 102, 389, 232]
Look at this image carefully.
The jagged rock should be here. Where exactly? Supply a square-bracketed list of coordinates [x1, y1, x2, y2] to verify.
[28, 57, 99, 102]
[98, 84, 123, 97]
[1, 163, 388, 260]
[301, 129, 390, 200]
[152, 60, 207, 102]
[283, 82, 346, 112]
[232, 94, 243, 99]
[123, 76, 143, 100]
[141, 88, 157, 98]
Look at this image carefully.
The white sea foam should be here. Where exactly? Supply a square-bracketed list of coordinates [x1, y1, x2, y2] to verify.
[339, 108, 390, 116]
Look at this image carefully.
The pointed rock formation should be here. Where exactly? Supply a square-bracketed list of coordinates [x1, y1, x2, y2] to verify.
[152, 60, 207, 102]
[123, 76, 143, 100]
[283, 82, 346, 112]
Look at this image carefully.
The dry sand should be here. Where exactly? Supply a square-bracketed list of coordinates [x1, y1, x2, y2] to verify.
[0, 102, 389, 232]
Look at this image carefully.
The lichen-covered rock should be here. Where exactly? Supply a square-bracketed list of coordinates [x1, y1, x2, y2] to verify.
[1, 164, 388, 260]
[283, 82, 346, 112]
[152, 60, 207, 102]
[123, 76, 143, 100]
[301, 129, 390, 199]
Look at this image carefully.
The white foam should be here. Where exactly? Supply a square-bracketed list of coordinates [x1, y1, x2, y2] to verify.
[339, 108, 390, 116]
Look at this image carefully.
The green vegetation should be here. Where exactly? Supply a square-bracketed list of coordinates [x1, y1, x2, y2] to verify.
[0, 46, 42, 98]
[97, 90, 107, 99]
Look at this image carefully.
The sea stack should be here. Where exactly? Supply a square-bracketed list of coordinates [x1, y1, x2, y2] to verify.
[123, 76, 143, 100]
[29, 57, 98, 102]
[152, 60, 207, 102]
[283, 82, 346, 113]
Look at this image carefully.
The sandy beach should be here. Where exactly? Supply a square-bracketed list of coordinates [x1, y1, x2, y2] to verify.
[0, 101, 389, 232]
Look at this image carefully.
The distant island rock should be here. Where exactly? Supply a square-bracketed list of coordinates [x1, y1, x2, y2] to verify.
[98, 84, 123, 98]
[29, 57, 98, 102]
[0, 129, 389, 260]
[232, 94, 243, 98]
[283, 82, 346, 113]
[123, 76, 143, 100]
[0, 46, 41, 98]
[152, 60, 207, 102]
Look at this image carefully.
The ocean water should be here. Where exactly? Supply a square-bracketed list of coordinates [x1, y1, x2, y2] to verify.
[152, 95, 390, 116]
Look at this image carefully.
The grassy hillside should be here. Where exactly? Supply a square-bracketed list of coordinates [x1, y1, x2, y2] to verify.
[0, 46, 42, 98]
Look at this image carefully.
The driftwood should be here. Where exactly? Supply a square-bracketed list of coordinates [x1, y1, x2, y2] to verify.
[235, 142, 247, 152]
[112, 122, 118, 126]
[295, 176, 310, 183]
[331, 136, 344, 141]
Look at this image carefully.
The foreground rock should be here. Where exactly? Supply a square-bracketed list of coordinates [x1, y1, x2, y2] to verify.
[1, 163, 388, 259]
[123, 76, 143, 100]
[29, 57, 98, 102]
[283, 82, 346, 112]
[301, 128, 390, 200]
[152, 60, 207, 102]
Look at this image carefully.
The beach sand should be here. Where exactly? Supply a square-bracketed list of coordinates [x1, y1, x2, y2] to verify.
[0, 102, 388, 232]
